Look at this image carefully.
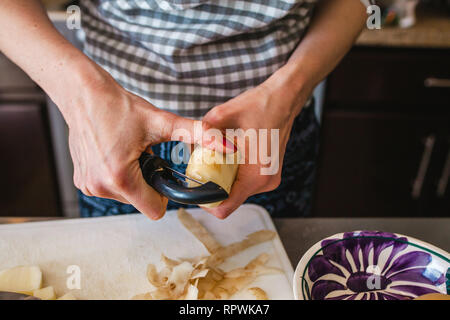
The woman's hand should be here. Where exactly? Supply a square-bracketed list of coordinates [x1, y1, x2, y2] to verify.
[199, 0, 368, 219]
[61, 64, 199, 220]
[201, 66, 313, 219]
[0, 0, 201, 220]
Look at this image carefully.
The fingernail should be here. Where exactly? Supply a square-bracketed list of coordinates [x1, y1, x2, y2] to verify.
[222, 137, 238, 153]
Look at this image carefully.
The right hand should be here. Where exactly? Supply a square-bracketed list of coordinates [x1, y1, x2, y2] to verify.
[60, 65, 199, 220]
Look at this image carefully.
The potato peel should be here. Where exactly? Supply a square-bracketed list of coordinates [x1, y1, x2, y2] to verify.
[184, 284, 199, 300]
[248, 287, 269, 300]
[135, 209, 278, 300]
[206, 230, 276, 267]
[177, 208, 222, 253]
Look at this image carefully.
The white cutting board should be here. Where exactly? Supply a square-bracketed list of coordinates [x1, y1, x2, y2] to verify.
[0, 204, 294, 300]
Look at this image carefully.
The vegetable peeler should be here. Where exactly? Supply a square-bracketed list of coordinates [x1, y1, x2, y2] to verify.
[139, 153, 228, 205]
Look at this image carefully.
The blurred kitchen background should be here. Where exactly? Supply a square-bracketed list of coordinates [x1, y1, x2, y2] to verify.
[0, 0, 449, 218]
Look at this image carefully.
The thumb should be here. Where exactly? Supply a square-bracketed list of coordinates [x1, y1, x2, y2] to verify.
[160, 112, 236, 153]
[157, 112, 205, 145]
[198, 119, 236, 154]
[202, 105, 239, 154]
[202, 172, 254, 219]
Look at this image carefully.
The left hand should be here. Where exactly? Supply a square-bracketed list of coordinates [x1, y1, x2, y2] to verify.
[201, 66, 313, 219]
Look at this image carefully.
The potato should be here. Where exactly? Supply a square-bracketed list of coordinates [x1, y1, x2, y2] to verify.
[0, 265, 42, 294]
[186, 145, 239, 208]
[33, 286, 56, 300]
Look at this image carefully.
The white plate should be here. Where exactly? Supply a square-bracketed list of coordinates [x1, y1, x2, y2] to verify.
[293, 230, 449, 300]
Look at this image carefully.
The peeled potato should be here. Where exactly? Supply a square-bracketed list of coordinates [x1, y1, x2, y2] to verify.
[186, 145, 239, 208]
[33, 286, 56, 300]
[0, 265, 42, 294]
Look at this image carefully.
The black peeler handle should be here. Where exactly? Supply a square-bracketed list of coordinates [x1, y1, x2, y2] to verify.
[139, 152, 228, 205]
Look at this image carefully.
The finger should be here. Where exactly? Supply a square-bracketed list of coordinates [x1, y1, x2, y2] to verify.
[80, 178, 131, 204]
[98, 191, 130, 204]
[202, 171, 256, 219]
[96, 192, 130, 205]
[202, 103, 235, 128]
[151, 111, 237, 155]
[121, 161, 168, 220]
[200, 116, 238, 154]
[150, 111, 205, 146]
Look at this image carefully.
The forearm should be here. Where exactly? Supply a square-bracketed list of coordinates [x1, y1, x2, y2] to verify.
[0, 0, 103, 117]
[268, 0, 367, 114]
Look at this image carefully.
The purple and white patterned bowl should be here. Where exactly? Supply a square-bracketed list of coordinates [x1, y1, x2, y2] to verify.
[293, 231, 450, 300]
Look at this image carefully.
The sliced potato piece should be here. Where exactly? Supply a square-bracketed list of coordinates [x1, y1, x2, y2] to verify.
[33, 286, 56, 300]
[0, 265, 42, 294]
[57, 292, 76, 300]
[184, 284, 199, 300]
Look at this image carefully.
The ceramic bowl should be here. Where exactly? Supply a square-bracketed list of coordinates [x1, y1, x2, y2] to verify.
[293, 231, 450, 300]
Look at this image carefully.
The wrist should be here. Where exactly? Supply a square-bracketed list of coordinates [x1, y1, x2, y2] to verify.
[48, 51, 118, 123]
[263, 61, 314, 116]
[50, 52, 105, 98]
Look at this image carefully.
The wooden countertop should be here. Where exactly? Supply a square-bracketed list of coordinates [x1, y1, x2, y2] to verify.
[356, 8, 450, 49]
